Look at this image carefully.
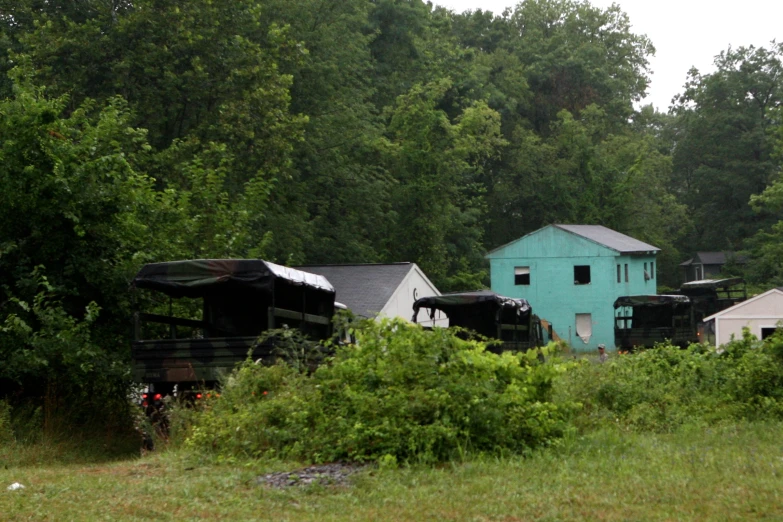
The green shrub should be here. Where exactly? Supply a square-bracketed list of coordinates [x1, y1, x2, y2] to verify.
[0, 399, 12, 442]
[182, 319, 580, 463]
[0, 271, 133, 436]
[560, 331, 783, 433]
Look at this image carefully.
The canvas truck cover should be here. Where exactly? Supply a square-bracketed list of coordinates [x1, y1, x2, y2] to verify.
[412, 290, 531, 316]
[412, 290, 532, 338]
[679, 277, 744, 291]
[614, 295, 691, 308]
[132, 259, 334, 298]
[131, 259, 336, 385]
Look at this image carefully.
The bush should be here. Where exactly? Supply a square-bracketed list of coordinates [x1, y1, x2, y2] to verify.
[182, 319, 580, 463]
[0, 271, 133, 436]
[0, 400, 12, 442]
[560, 331, 783, 433]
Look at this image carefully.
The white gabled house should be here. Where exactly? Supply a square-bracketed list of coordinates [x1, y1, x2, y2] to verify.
[295, 263, 447, 327]
[702, 288, 783, 346]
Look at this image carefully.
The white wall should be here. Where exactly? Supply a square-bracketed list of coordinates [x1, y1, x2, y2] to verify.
[380, 267, 448, 327]
[713, 290, 783, 345]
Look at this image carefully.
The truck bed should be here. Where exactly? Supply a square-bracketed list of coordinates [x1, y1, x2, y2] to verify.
[131, 336, 276, 384]
[616, 327, 697, 350]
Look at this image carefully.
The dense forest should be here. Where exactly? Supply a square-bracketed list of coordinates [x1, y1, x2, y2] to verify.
[1, 0, 783, 423]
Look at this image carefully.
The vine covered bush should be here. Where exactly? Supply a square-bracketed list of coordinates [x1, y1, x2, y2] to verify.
[182, 319, 579, 463]
[561, 330, 783, 433]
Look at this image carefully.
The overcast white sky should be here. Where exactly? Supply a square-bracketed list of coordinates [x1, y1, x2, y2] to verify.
[433, 0, 783, 112]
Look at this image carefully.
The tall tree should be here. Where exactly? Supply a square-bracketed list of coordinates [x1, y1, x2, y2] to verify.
[670, 43, 783, 251]
[384, 79, 505, 289]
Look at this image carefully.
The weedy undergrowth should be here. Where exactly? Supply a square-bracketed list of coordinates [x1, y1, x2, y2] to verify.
[559, 329, 783, 432]
[180, 318, 580, 464]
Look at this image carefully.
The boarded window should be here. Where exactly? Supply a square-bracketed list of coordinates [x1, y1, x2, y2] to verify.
[575, 313, 592, 343]
[514, 266, 530, 285]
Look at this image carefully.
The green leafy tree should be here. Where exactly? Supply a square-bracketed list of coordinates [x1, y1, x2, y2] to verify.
[671, 43, 783, 252]
[384, 79, 505, 289]
[13, 0, 307, 257]
[0, 79, 164, 421]
[508, 0, 653, 132]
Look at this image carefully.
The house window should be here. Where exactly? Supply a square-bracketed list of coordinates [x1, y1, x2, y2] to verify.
[761, 327, 782, 340]
[514, 266, 530, 285]
[574, 265, 591, 285]
[617, 264, 621, 283]
[575, 313, 592, 343]
[624, 263, 629, 282]
[651, 262, 655, 279]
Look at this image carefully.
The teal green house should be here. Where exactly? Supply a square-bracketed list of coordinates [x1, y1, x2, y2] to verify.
[486, 225, 659, 351]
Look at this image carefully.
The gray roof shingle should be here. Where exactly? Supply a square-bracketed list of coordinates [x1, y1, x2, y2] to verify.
[681, 252, 747, 266]
[554, 224, 659, 254]
[295, 263, 415, 318]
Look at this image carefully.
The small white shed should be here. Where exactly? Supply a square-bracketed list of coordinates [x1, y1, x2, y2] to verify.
[702, 288, 783, 346]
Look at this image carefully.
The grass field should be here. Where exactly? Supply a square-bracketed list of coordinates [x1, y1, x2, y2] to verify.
[2, 422, 783, 521]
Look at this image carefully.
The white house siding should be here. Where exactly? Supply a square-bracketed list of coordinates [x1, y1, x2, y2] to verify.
[707, 289, 783, 346]
[380, 267, 448, 327]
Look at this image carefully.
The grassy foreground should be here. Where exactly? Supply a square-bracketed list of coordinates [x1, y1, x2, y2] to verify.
[2, 422, 783, 521]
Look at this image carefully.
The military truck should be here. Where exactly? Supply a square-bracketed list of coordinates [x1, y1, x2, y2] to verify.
[614, 278, 746, 350]
[678, 277, 747, 323]
[411, 290, 549, 352]
[614, 294, 696, 350]
[131, 259, 337, 395]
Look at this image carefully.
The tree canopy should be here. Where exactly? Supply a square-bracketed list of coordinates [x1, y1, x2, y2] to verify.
[2, 0, 783, 418]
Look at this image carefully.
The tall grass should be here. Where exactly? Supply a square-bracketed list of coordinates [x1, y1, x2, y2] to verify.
[2, 422, 783, 521]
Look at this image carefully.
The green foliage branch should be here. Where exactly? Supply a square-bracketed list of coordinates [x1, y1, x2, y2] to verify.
[182, 318, 579, 463]
[561, 332, 783, 433]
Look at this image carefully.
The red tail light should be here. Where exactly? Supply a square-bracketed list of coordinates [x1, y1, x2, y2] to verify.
[196, 393, 202, 399]
[142, 393, 148, 400]
[154, 393, 162, 401]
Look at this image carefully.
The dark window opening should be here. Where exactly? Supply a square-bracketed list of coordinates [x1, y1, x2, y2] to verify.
[651, 262, 655, 279]
[762, 327, 782, 340]
[624, 263, 629, 282]
[574, 265, 591, 285]
[617, 264, 621, 283]
[514, 266, 530, 285]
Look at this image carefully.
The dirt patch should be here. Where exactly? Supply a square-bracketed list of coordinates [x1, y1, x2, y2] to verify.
[256, 463, 366, 488]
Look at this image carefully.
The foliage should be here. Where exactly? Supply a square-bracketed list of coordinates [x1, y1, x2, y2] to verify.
[560, 333, 783, 433]
[670, 43, 783, 254]
[384, 79, 505, 289]
[183, 319, 579, 463]
[7, 0, 783, 440]
[0, 271, 132, 431]
[0, 399, 11, 442]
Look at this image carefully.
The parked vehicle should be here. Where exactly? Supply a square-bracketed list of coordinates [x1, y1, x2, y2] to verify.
[614, 294, 696, 349]
[677, 277, 747, 323]
[131, 259, 337, 395]
[411, 290, 550, 352]
[614, 278, 746, 350]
